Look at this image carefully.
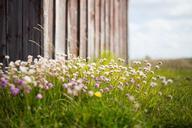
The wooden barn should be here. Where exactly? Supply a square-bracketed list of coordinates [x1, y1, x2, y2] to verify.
[0, 0, 129, 63]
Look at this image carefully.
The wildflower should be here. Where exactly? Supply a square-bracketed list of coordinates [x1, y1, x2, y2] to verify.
[134, 102, 140, 110]
[88, 91, 94, 97]
[136, 84, 141, 89]
[146, 63, 151, 67]
[74, 85, 82, 91]
[72, 90, 78, 96]
[133, 61, 141, 65]
[37, 55, 42, 58]
[47, 83, 53, 88]
[0, 77, 8, 88]
[158, 61, 163, 65]
[9, 61, 15, 67]
[167, 94, 173, 100]
[28, 69, 35, 74]
[77, 79, 83, 83]
[90, 74, 94, 78]
[27, 55, 33, 63]
[99, 89, 104, 93]
[152, 77, 157, 81]
[143, 81, 147, 84]
[162, 80, 168, 85]
[143, 67, 150, 72]
[117, 85, 123, 91]
[155, 65, 160, 70]
[103, 87, 110, 93]
[95, 83, 100, 88]
[94, 91, 102, 97]
[44, 85, 49, 90]
[167, 79, 173, 84]
[5, 55, 10, 60]
[108, 85, 114, 90]
[150, 82, 157, 88]
[130, 78, 135, 84]
[20, 66, 28, 73]
[23, 76, 32, 83]
[158, 91, 162, 96]
[17, 79, 25, 85]
[126, 93, 135, 102]
[63, 83, 68, 89]
[87, 56, 90, 60]
[10, 86, 20, 96]
[67, 88, 73, 95]
[159, 76, 166, 81]
[24, 86, 32, 94]
[36, 93, 43, 99]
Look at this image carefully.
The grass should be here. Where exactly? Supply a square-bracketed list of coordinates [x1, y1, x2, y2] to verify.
[152, 68, 192, 127]
[0, 56, 192, 128]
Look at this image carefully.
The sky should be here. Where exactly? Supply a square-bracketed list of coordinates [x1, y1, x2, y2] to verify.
[129, 0, 192, 59]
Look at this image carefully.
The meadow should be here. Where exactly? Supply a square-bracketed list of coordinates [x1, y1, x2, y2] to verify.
[0, 55, 192, 128]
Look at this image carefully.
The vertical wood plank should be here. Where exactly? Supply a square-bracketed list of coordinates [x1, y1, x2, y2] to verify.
[94, 0, 100, 58]
[67, 0, 78, 57]
[43, 0, 54, 58]
[119, 0, 123, 59]
[105, 0, 110, 51]
[7, 0, 23, 61]
[79, 0, 87, 58]
[87, 0, 95, 58]
[0, 0, 6, 62]
[123, 0, 129, 64]
[100, 0, 105, 54]
[23, 0, 42, 59]
[31, 0, 42, 58]
[55, 0, 66, 57]
[23, 0, 30, 59]
[120, 0, 128, 60]
[40, 0, 44, 56]
[114, 0, 120, 57]
[109, 0, 115, 54]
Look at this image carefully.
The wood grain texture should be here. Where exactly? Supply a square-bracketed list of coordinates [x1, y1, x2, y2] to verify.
[7, 0, 23, 61]
[0, 0, 6, 62]
[43, 0, 54, 58]
[23, 0, 42, 59]
[87, 0, 95, 58]
[55, 0, 66, 57]
[114, 0, 120, 57]
[79, 0, 87, 58]
[109, 0, 115, 53]
[94, 0, 100, 58]
[124, 0, 129, 64]
[67, 0, 78, 57]
[105, 0, 110, 51]
[100, 0, 105, 54]
[120, 0, 128, 60]
[119, 0, 123, 59]
[0, 0, 129, 62]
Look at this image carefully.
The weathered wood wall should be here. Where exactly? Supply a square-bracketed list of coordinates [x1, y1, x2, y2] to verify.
[0, 0, 128, 63]
[55, 0, 129, 61]
[0, 0, 43, 62]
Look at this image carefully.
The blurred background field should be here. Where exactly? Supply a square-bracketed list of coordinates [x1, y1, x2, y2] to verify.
[148, 58, 192, 127]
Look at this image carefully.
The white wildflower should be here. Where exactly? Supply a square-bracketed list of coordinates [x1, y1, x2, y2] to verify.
[23, 76, 32, 83]
[88, 91, 94, 97]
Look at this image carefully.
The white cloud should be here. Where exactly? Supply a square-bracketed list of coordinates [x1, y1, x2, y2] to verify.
[129, 0, 192, 59]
